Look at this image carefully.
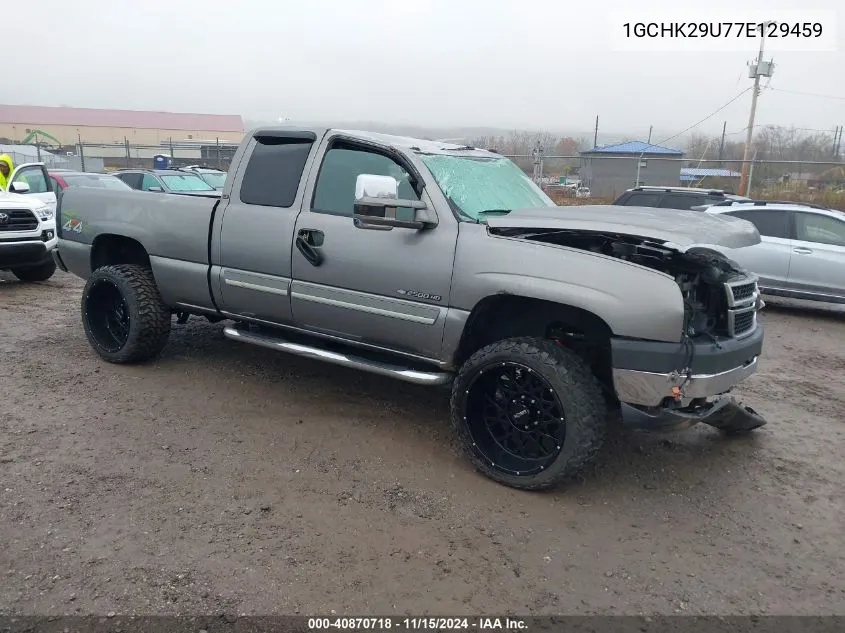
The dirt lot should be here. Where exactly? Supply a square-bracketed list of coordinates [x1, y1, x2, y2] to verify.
[2, 271, 845, 616]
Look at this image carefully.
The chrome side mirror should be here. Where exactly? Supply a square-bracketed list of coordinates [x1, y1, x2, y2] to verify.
[353, 174, 436, 230]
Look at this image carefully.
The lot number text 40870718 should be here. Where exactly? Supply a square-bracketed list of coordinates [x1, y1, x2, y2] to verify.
[307, 617, 528, 630]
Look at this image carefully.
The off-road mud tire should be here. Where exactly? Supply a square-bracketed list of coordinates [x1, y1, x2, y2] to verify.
[450, 337, 608, 490]
[81, 264, 171, 364]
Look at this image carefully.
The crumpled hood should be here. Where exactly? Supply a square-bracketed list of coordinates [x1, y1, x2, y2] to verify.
[484, 205, 761, 252]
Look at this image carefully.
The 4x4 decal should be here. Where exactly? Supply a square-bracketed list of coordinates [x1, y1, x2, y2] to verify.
[61, 211, 86, 235]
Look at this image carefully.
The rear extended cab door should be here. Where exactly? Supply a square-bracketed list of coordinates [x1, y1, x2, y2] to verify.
[210, 129, 324, 324]
[6, 163, 57, 213]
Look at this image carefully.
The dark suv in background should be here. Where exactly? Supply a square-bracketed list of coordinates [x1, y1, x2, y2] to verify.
[612, 186, 750, 210]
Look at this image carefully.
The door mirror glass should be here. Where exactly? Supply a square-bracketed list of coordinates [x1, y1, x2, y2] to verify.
[10, 181, 31, 194]
[147, 186, 164, 192]
[355, 174, 398, 201]
[353, 173, 435, 230]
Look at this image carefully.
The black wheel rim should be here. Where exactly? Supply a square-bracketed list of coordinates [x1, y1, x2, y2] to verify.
[463, 362, 566, 477]
[86, 280, 130, 353]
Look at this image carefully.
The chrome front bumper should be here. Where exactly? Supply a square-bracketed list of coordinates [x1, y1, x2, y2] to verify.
[613, 356, 759, 408]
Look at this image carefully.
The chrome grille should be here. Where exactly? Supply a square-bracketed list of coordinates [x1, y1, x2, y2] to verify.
[724, 277, 759, 338]
[730, 308, 756, 336]
[0, 209, 38, 232]
[731, 282, 756, 303]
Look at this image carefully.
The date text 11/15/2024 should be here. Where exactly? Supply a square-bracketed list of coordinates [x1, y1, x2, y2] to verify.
[308, 617, 528, 630]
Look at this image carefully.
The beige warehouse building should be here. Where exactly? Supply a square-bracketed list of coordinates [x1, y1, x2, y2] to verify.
[0, 104, 244, 147]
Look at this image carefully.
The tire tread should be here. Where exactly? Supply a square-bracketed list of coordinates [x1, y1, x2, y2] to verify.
[450, 337, 607, 490]
[82, 264, 171, 364]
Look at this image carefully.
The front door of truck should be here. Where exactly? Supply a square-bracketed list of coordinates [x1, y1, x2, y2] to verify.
[7, 163, 57, 214]
[290, 138, 458, 361]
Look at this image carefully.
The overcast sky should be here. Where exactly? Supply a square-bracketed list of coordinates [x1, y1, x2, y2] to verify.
[10, 0, 844, 141]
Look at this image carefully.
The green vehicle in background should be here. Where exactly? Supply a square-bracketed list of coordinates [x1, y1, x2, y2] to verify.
[181, 165, 227, 191]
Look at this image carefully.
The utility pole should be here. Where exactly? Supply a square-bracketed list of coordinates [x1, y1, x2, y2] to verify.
[647, 125, 653, 144]
[836, 125, 843, 158]
[532, 140, 544, 185]
[746, 149, 758, 197]
[739, 21, 776, 195]
[593, 116, 599, 148]
[718, 121, 727, 165]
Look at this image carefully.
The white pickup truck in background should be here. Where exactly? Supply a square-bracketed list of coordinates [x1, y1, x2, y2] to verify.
[0, 162, 59, 282]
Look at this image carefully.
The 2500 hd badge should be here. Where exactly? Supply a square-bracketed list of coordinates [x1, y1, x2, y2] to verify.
[396, 289, 442, 301]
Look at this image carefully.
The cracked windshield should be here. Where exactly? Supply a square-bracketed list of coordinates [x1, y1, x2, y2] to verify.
[420, 154, 555, 221]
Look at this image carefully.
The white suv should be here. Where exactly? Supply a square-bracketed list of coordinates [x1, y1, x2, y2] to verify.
[704, 200, 845, 304]
[0, 162, 59, 282]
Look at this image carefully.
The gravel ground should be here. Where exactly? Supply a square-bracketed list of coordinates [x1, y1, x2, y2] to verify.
[2, 271, 844, 616]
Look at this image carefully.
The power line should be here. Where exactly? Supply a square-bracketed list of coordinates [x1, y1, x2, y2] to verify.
[766, 86, 845, 101]
[656, 87, 752, 146]
[724, 125, 838, 136]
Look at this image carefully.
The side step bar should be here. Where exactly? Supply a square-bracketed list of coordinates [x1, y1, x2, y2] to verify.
[222, 326, 453, 386]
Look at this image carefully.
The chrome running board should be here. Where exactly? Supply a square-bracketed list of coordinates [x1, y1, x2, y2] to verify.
[223, 326, 453, 386]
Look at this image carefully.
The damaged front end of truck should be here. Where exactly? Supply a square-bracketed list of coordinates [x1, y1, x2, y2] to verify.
[485, 207, 768, 434]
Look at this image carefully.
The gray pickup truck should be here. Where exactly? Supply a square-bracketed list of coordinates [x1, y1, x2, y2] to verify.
[54, 127, 766, 490]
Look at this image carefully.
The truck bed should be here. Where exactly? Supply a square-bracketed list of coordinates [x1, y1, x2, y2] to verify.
[57, 187, 219, 309]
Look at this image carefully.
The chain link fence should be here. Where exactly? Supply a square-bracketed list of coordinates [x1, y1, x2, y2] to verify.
[2, 139, 843, 208]
[74, 140, 238, 171]
[0, 148, 104, 172]
[0, 139, 238, 173]
[500, 153, 845, 209]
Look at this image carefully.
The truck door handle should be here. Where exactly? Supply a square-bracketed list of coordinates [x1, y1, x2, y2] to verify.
[793, 247, 813, 255]
[296, 229, 324, 267]
[298, 228, 324, 246]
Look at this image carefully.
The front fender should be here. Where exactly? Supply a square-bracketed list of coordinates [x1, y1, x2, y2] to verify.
[451, 224, 685, 343]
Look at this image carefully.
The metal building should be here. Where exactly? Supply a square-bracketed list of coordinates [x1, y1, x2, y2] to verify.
[0, 104, 243, 147]
[579, 141, 684, 198]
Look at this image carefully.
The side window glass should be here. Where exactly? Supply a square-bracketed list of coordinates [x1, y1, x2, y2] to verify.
[16, 166, 50, 193]
[727, 210, 790, 239]
[795, 213, 845, 247]
[141, 174, 160, 191]
[117, 173, 142, 189]
[659, 194, 699, 210]
[240, 137, 314, 207]
[312, 146, 419, 219]
[624, 192, 662, 207]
